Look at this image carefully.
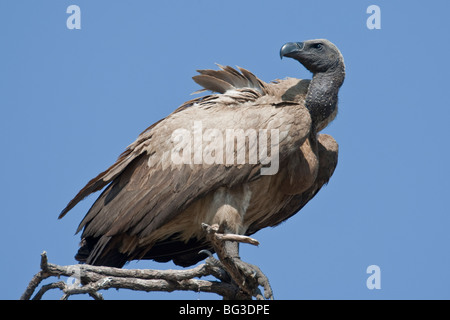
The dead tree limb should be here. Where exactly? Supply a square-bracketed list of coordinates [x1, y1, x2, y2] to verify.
[21, 228, 272, 300]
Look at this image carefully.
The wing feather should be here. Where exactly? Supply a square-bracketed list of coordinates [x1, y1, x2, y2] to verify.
[246, 133, 338, 234]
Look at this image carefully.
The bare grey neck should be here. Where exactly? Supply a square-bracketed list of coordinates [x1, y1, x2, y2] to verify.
[305, 60, 345, 132]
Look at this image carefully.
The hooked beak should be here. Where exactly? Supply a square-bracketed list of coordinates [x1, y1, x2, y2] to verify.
[280, 42, 304, 59]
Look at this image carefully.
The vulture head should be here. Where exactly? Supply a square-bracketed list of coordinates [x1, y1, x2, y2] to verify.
[280, 39, 343, 74]
[280, 39, 345, 131]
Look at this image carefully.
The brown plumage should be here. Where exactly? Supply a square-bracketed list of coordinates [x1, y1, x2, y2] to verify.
[59, 39, 345, 268]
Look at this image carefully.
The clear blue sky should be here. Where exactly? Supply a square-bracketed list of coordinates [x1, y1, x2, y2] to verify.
[1, 0, 449, 300]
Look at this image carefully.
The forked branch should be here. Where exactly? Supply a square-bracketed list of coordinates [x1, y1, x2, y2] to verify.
[21, 227, 271, 300]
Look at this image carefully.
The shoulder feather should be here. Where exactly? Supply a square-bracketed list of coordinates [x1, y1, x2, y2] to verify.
[193, 65, 269, 95]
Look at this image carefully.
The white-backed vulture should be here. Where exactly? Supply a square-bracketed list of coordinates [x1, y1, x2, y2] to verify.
[59, 39, 345, 281]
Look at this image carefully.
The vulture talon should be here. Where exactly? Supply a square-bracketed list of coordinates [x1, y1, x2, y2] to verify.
[198, 249, 213, 258]
[198, 249, 223, 269]
[203, 224, 274, 299]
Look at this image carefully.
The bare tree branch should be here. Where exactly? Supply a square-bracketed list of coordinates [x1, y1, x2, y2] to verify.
[21, 227, 272, 300]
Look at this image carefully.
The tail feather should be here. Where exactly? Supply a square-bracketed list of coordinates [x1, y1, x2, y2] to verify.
[75, 236, 128, 268]
[75, 234, 212, 268]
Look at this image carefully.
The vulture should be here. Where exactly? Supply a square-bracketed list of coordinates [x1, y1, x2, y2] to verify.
[59, 39, 345, 276]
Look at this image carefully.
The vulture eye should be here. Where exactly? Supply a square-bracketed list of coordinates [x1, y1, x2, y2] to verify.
[312, 43, 323, 50]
